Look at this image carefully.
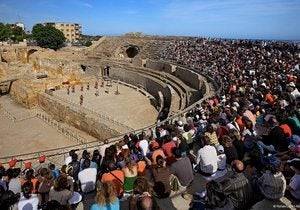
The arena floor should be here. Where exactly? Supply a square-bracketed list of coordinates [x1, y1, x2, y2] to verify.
[0, 95, 96, 157]
[52, 81, 158, 130]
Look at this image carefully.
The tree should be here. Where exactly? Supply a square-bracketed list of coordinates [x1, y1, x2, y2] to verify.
[0, 23, 26, 42]
[32, 24, 66, 50]
[0, 23, 12, 41]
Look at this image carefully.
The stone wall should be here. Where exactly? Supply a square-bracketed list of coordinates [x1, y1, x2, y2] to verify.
[135, 59, 202, 90]
[38, 93, 120, 140]
[109, 67, 172, 112]
[144, 59, 173, 74]
[174, 66, 203, 90]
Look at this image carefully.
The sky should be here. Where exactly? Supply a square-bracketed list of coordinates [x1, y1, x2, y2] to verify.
[0, 0, 299, 40]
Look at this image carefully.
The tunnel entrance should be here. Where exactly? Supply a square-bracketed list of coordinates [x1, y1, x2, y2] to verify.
[125, 45, 139, 58]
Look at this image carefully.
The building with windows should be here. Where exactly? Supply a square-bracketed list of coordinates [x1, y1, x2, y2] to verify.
[44, 22, 82, 42]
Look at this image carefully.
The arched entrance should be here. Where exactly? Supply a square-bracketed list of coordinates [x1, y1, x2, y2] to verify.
[26, 49, 38, 63]
[125, 45, 139, 58]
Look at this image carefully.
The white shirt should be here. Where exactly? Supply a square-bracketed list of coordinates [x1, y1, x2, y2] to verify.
[196, 145, 218, 174]
[65, 156, 72, 166]
[18, 194, 39, 210]
[8, 178, 21, 194]
[78, 167, 97, 193]
[289, 174, 300, 200]
[139, 139, 149, 156]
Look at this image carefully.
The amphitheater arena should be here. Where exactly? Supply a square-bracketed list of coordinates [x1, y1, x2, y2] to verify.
[0, 36, 219, 168]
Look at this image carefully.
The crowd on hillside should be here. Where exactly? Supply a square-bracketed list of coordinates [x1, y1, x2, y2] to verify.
[1, 38, 300, 210]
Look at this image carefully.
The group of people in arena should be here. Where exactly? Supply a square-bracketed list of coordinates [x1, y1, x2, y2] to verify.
[0, 38, 300, 210]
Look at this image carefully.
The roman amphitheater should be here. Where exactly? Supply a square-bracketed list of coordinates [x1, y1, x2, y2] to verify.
[0, 36, 218, 167]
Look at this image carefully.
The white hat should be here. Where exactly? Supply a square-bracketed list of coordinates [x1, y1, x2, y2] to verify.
[201, 115, 206, 120]
[178, 121, 183, 126]
[288, 82, 296, 88]
[122, 144, 129, 149]
[217, 145, 224, 153]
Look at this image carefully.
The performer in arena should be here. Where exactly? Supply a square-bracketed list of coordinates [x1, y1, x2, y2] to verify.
[67, 86, 70, 95]
[81, 85, 84, 91]
[95, 80, 98, 89]
[72, 85, 75, 93]
[80, 94, 83, 106]
[87, 83, 90, 90]
[95, 90, 99, 96]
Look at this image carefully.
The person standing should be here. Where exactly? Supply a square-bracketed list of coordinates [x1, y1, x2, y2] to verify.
[80, 95, 83, 106]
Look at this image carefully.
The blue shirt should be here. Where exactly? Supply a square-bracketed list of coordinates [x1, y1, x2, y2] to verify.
[90, 199, 120, 210]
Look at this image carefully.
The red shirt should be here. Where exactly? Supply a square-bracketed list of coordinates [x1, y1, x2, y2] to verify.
[162, 141, 176, 157]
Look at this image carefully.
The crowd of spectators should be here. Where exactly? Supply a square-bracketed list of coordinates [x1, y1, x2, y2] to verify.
[0, 38, 300, 210]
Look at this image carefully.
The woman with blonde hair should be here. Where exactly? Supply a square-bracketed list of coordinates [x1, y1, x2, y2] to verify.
[91, 181, 120, 210]
[122, 158, 138, 194]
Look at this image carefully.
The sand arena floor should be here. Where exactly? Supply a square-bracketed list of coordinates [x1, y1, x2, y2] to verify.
[52, 81, 158, 130]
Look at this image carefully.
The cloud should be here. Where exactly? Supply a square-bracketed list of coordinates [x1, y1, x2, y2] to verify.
[82, 2, 93, 8]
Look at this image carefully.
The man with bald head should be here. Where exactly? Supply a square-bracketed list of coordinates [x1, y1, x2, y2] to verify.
[211, 160, 254, 210]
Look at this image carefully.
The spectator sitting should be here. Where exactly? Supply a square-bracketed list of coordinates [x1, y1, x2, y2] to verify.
[221, 160, 254, 209]
[7, 168, 21, 194]
[130, 177, 154, 210]
[220, 135, 239, 164]
[204, 124, 219, 146]
[17, 181, 39, 210]
[286, 158, 300, 202]
[0, 166, 7, 191]
[49, 174, 73, 206]
[91, 181, 119, 210]
[78, 158, 97, 193]
[151, 155, 171, 198]
[196, 136, 218, 176]
[170, 148, 194, 187]
[122, 158, 138, 194]
[101, 162, 124, 198]
[48, 163, 60, 180]
[251, 166, 295, 210]
[37, 168, 53, 205]
[21, 169, 39, 194]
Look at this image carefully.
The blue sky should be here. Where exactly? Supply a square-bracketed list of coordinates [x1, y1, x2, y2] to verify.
[0, 0, 299, 40]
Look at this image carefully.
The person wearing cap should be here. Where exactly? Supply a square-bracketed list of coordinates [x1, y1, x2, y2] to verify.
[8, 158, 18, 168]
[286, 159, 300, 201]
[35, 155, 48, 175]
[251, 167, 295, 210]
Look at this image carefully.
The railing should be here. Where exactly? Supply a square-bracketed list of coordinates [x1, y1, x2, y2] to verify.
[0, 61, 222, 167]
[35, 110, 88, 145]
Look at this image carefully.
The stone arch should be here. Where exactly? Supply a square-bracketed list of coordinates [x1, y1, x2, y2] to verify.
[26, 49, 38, 63]
[125, 45, 139, 58]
